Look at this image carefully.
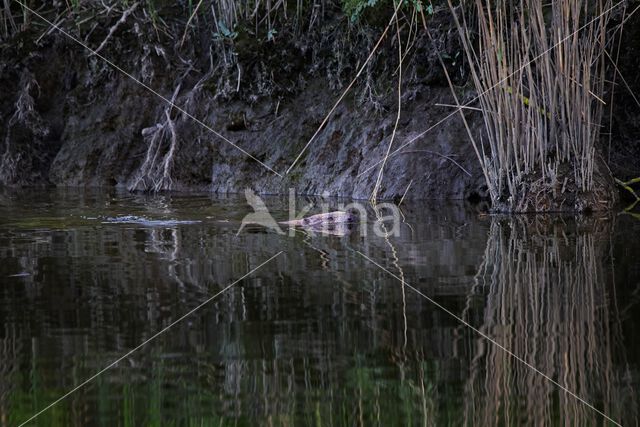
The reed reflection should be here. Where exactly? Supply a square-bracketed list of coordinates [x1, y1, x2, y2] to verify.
[464, 217, 637, 426]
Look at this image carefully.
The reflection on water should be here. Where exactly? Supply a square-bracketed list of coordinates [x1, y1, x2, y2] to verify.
[464, 218, 637, 425]
[0, 189, 638, 426]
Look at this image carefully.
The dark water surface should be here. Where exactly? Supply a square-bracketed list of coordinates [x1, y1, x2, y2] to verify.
[0, 189, 639, 426]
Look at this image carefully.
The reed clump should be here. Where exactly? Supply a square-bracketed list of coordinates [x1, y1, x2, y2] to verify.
[448, 0, 619, 212]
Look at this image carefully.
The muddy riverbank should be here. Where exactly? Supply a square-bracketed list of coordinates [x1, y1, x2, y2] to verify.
[0, 1, 638, 204]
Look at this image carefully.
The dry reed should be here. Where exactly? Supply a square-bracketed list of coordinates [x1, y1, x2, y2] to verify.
[447, 0, 617, 212]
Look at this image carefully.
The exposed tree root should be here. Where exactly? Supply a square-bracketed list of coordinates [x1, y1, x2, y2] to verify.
[128, 55, 212, 193]
[128, 85, 181, 192]
[0, 71, 48, 184]
[8, 71, 41, 127]
[91, 2, 139, 56]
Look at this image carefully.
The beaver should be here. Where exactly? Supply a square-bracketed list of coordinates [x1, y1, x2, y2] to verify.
[279, 210, 359, 227]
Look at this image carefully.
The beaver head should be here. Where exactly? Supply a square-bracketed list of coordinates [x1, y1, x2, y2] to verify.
[344, 208, 360, 223]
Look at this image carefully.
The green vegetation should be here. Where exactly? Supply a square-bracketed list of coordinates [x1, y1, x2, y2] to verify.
[1, 0, 437, 41]
[616, 176, 640, 217]
[342, 0, 383, 21]
[342, 0, 435, 21]
[4, 349, 455, 426]
[616, 176, 640, 201]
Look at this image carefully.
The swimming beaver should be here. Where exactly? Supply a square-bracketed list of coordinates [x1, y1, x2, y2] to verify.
[279, 210, 359, 227]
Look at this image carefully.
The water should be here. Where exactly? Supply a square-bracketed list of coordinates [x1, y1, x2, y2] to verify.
[0, 188, 639, 426]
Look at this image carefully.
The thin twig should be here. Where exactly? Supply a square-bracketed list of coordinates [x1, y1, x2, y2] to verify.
[400, 150, 471, 176]
[615, 177, 640, 200]
[398, 179, 413, 206]
[285, 0, 403, 175]
[179, 0, 204, 48]
[435, 103, 483, 112]
[370, 1, 404, 204]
